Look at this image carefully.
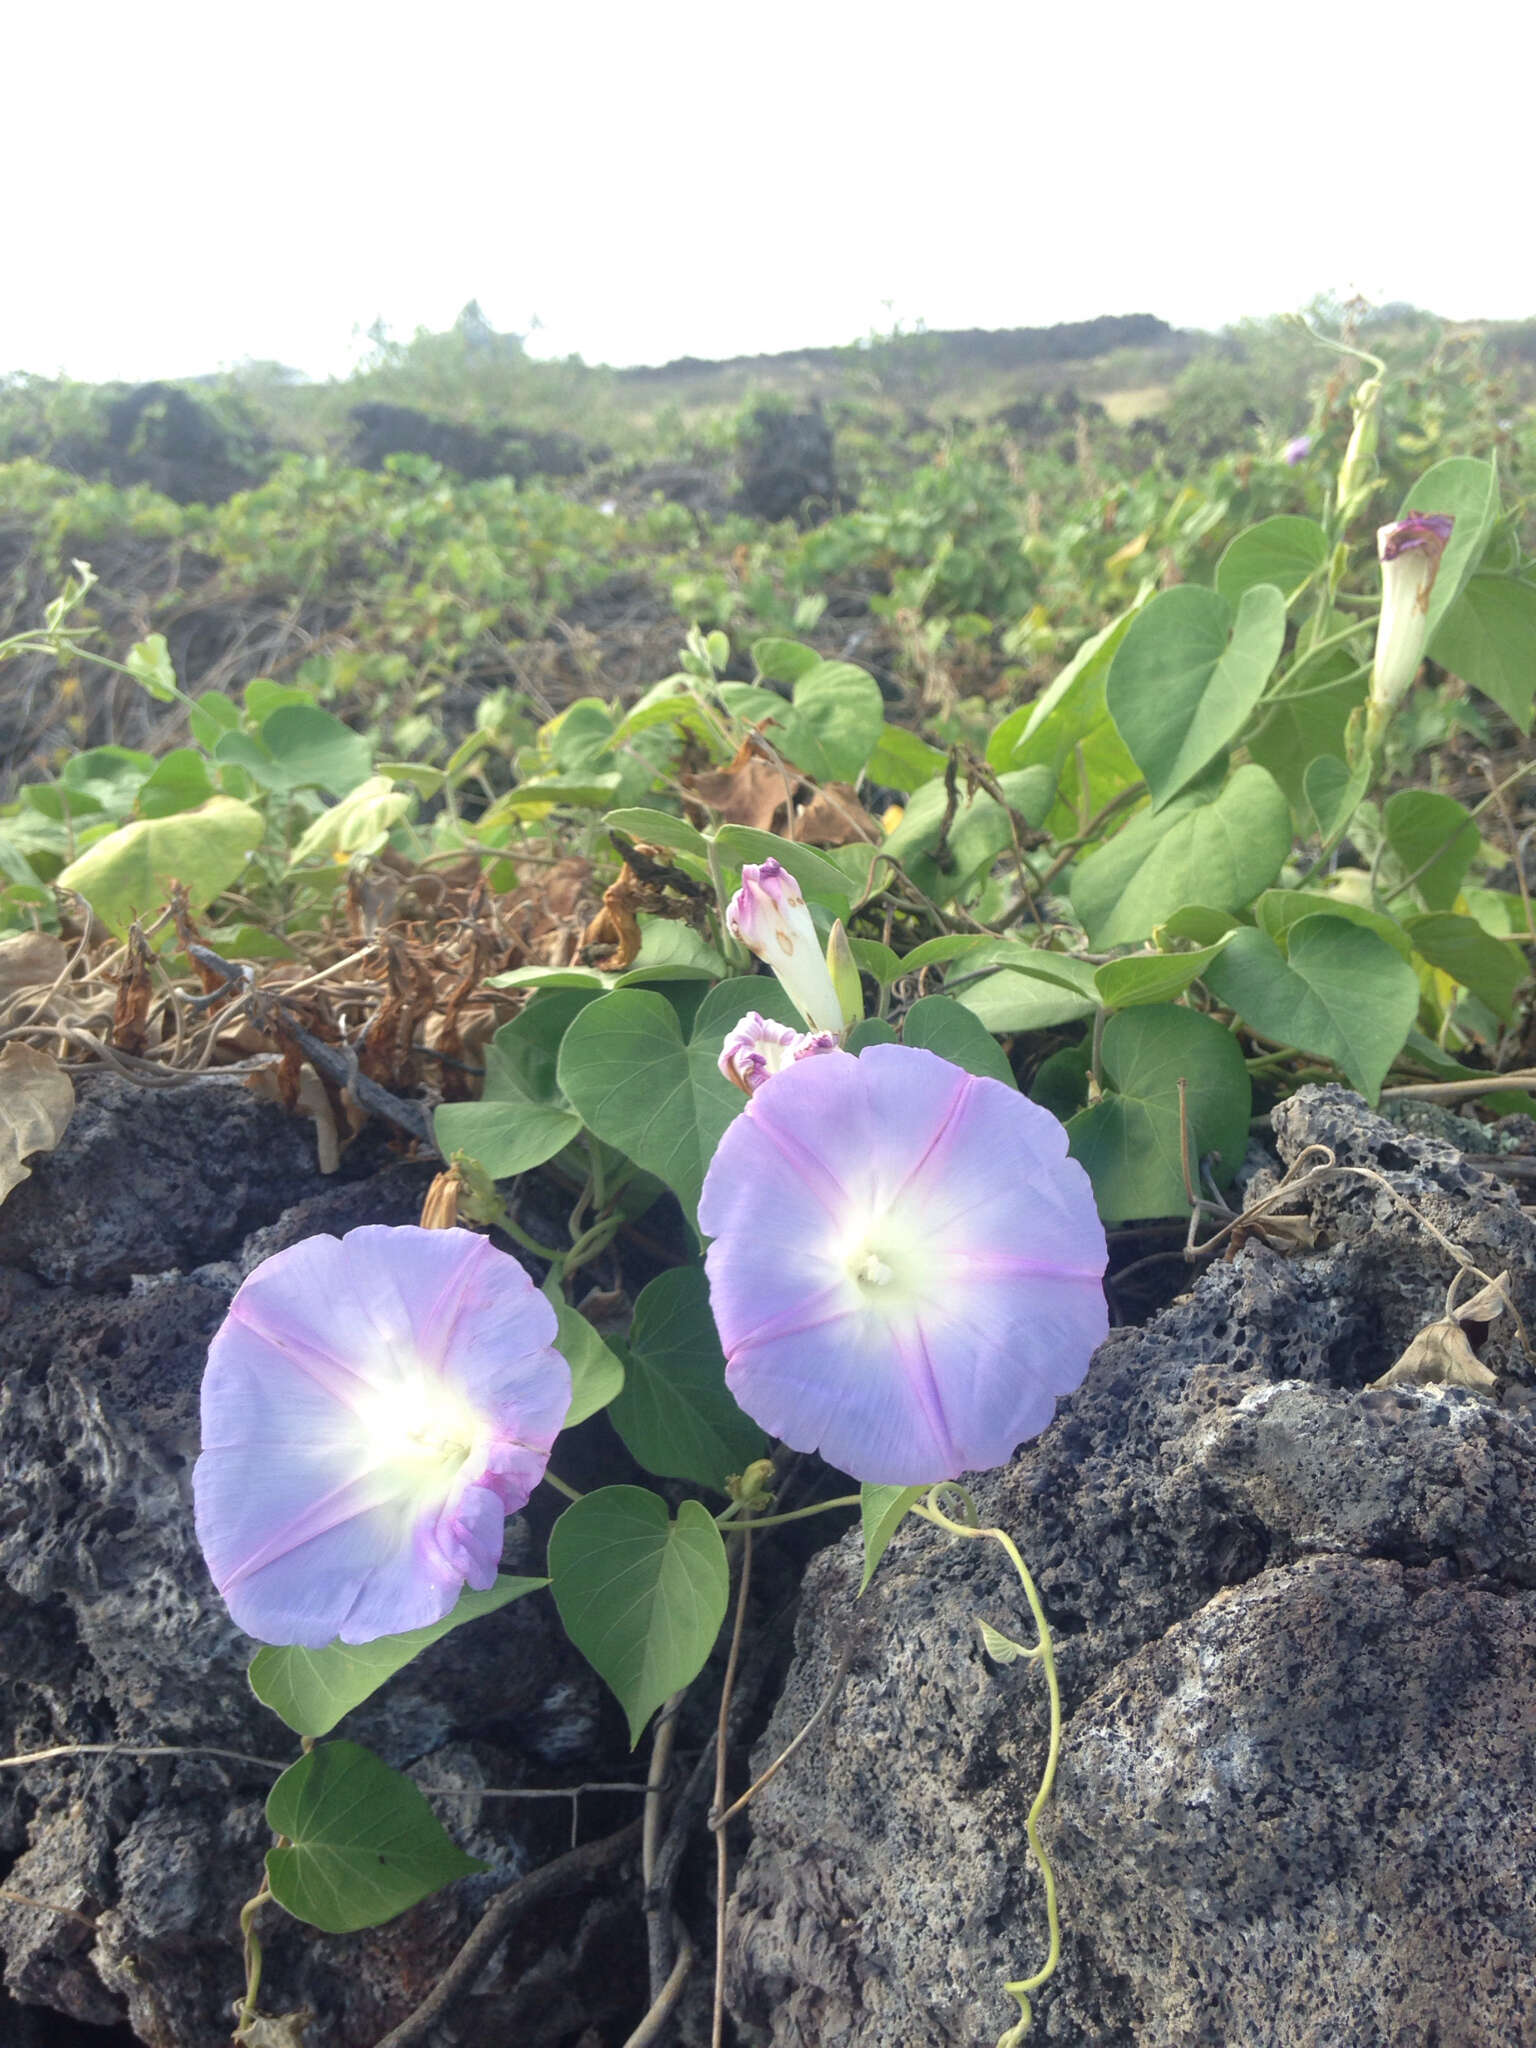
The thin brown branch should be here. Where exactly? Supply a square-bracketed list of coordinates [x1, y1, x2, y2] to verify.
[371, 1817, 644, 2048]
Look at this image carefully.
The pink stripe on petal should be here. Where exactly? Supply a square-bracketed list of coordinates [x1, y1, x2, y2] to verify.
[892, 1321, 963, 1478]
[208, 1462, 412, 1591]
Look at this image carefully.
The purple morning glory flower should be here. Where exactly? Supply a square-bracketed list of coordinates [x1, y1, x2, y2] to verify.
[194, 1226, 569, 1647]
[699, 1043, 1109, 1485]
[719, 1011, 840, 1094]
[1283, 434, 1312, 466]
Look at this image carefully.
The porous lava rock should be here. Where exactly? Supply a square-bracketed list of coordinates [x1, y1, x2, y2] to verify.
[0, 1074, 623, 2047]
[45, 383, 270, 505]
[736, 404, 841, 526]
[725, 1086, 1536, 2047]
[347, 403, 590, 483]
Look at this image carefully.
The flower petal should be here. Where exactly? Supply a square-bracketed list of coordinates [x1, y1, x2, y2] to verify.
[195, 1444, 446, 1645]
[701, 1042, 1108, 1485]
[194, 1225, 569, 1646]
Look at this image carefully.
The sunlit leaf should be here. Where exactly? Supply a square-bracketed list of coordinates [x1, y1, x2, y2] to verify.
[57, 796, 263, 932]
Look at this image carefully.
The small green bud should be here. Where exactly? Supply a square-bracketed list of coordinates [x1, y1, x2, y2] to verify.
[825, 919, 864, 1028]
[1335, 375, 1383, 515]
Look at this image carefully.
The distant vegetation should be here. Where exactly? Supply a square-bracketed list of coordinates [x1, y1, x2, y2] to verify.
[2, 298, 1531, 800]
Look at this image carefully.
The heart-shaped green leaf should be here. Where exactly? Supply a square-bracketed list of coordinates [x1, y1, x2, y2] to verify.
[607, 1268, 766, 1490]
[1065, 1004, 1251, 1222]
[787, 660, 886, 782]
[1383, 790, 1480, 911]
[266, 1741, 485, 1933]
[900, 994, 1017, 1086]
[1204, 914, 1419, 1101]
[1214, 516, 1329, 604]
[548, 1486, 729, 1745]
[1070, 765, 1291, 948]
[1106, 583, 1285, 809]
[557, 978, 804, 1225]
[1427, 575, 1536, 731]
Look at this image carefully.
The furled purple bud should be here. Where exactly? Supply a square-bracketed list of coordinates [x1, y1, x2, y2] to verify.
[726, 859, 847, 1032]
[718, 1011, 841, 1095]
[1366, 512, 1456, 742]
[1283, 434, 1312, 466]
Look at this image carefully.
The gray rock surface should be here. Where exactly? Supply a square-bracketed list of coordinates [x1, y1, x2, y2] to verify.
[726, 1086, 1536, 2047]
[0, 1074, 621, 2046]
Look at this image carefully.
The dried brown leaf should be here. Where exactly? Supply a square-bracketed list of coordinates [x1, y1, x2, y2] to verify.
[792, 782, 883, 847]
[1368, 1270, 1511, 1392]
[0, 932, 69, 1002]
[0, 1042, 76, 1204]
[111, 925, 154, 1057]
[682, 757, 795, 832]
[419, 1169, 463, 1229]
[1229, 1212, 1316, 1255]
[1368, 1321, 1500, 1393]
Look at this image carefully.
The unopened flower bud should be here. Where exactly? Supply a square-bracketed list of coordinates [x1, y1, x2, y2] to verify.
[1366, 512, 1455, 747]
[825, 919, 864, 1027]
[718, 1011, 840, 1095]
[1335, 376, 1382, 512]
[726, 859, 847, 1032]
[420, 1168, 464, 1230]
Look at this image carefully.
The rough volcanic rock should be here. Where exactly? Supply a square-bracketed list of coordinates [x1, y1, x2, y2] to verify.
[736, 404, 841, 526]
[725, 1086, 1536, 2047]
[0, 1076, 621, 2047]
[347, 403, 589, 483]
[48, 383, 269, 505]
[0, 1073, 339, 1289]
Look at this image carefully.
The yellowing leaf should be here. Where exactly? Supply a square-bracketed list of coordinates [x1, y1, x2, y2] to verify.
[288, 776, 412, 867]
[57, 796, 263, 934]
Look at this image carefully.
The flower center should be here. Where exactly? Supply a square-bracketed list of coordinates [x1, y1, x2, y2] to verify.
[854, 1250, 893, 1287]
[355, 1376, 482, 1477]
[839, 1202, 927, 1310]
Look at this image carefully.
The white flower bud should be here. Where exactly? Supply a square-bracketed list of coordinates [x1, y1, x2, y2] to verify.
[725, 859, 847, 1033]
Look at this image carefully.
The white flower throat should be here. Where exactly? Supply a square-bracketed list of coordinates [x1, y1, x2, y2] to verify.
[842, 1202, 925, 1301]
[355, 1375, 480, 1474]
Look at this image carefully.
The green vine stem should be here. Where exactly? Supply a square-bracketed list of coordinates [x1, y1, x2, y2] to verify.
[234, 1873, 272, 2036]
[913, 1487, 1063, 2047]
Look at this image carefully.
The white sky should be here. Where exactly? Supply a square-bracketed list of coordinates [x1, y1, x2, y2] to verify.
[5, 0, 1530, 384]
